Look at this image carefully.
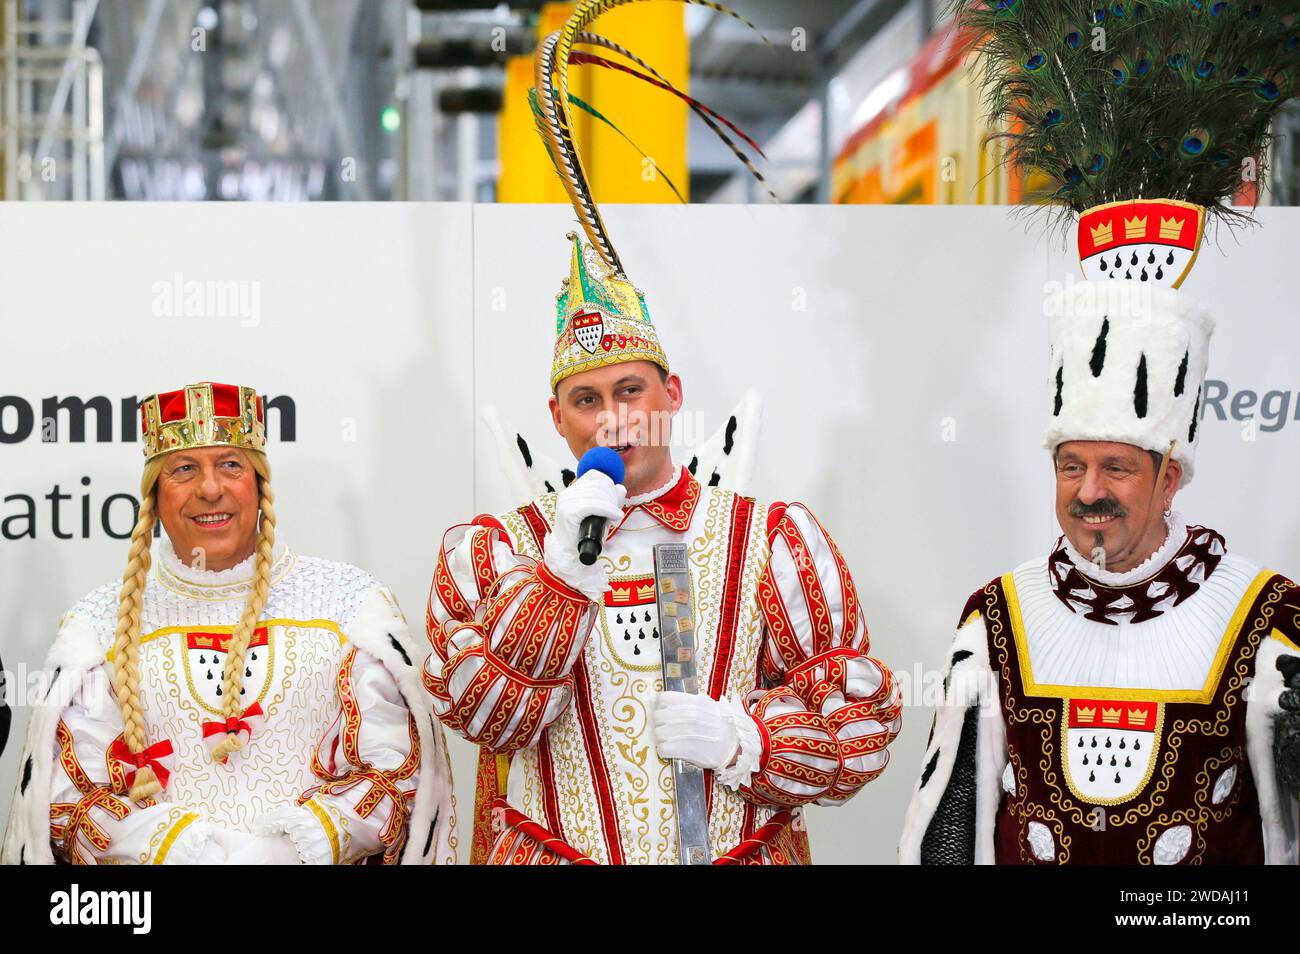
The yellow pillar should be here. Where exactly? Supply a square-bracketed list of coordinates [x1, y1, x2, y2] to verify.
[0, 0, 7, 200]
[498, 1, 689, 203]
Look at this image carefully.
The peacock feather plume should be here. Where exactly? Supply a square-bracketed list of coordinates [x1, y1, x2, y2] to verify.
[954, 0, 1300, 222]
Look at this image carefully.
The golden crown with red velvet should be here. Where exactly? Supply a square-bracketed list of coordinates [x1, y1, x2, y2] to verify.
[139, 382, 266, 461]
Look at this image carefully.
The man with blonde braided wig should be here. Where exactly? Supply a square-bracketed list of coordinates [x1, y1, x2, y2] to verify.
[423, 0, 902, 865]
[2, 381, 455, 865]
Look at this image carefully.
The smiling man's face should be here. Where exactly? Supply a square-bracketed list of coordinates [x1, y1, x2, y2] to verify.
[1053, 440, 1181, 574]
[550, 360, 682, 497]
[155, 445, 262, 571]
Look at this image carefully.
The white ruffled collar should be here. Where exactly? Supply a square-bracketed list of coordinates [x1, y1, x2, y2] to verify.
[157, 535, 288, 587]
[1060, 511, 1188, 587]
[625, 466, 686, 506]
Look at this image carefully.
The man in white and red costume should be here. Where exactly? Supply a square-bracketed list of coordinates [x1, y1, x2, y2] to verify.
[2, 381, 456, 864]
[423, 216, 902, 864]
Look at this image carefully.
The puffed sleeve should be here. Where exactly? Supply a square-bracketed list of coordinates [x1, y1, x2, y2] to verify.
[740, 502, 902, 807]
[49, 665, 224, 865]
[423, 518, 599, 752]
[264, 647, 422, 864]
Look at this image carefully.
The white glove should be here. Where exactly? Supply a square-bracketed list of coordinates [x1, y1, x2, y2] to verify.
[543, 468, 627, 602]
[213, 828, 303, 865]
[653, 692, 760, 789]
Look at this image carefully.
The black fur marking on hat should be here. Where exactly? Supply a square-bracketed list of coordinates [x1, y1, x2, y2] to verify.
[1053, 365, 1064, 416]
[516, 434, 533, 469]
[1189, 384, 1202, 443]
[1090, 318, 1110, 377]
[723, 416, 737, 456]
[1134, 353, 1149, 419]
[1174, 350, 1189, 397]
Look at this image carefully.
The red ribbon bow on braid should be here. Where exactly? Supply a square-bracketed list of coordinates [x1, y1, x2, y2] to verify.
[108, 737, 176, 790]
[201, 701, 265, 760]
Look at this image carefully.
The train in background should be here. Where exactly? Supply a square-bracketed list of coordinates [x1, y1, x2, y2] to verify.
[831, 22, 1298, 208]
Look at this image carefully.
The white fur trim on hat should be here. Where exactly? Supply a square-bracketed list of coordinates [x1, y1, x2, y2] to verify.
[1043, 281, 1214, 486]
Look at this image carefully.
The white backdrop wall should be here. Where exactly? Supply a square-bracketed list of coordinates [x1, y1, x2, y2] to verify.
[1, 203, 1297, 864]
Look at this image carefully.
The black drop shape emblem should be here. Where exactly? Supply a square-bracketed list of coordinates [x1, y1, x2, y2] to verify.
[637, 628, 646, 640]
[1114, 253, 1122, 269]
[1166, 250, 1175, 265]
[643, 611, 651, 622]
[1124, 269, 1132, 279]
[633, 644, 641, 656]
[1155, 266, 1163, 280]
[1114, 772, 1122, 784]
[1105, 736, 1112, 748]
[1090, 736, 1098, 748]
[1130, 251, 1138, 266]
[1119, 738, 1126, 749]
[651, 627, 659, 640]
[615, 613, 623, 624]
[199, 654, 206, 665]
[1110, 755, 1117, 767]
[1147, 249, 1155, 264]
[623, 631, 630, 641]
[1100, 258, 1108, 272]
[1083, 754, 1090, 765]
[1134, 739, 1141, 751]
[1125, 756, 1132, 768]
[1077, 737, 1084, 747]
[245, 667, 252, 678]
[216, 686, 223, 697]
[1140, 267, 1148, 281]
[206, 670, 213, 681]
[1089, 770, 1096, 782]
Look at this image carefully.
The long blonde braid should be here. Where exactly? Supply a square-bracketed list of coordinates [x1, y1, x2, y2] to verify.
[209, 452, 276, 762]
[110, 458, 164, 801]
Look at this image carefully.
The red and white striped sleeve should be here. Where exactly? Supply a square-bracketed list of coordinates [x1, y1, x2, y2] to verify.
[741, 502, 902, 808]
[422, 516, 599, 753]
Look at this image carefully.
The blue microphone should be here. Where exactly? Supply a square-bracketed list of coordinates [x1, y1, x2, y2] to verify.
[575, 447, 626, 566]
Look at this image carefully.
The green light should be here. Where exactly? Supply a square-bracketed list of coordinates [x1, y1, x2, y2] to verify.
[380, 105, 401, 133]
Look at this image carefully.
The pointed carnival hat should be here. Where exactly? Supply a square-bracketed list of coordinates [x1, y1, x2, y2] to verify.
[955, 0, 1299, 485]
[530, 0, 775, 390]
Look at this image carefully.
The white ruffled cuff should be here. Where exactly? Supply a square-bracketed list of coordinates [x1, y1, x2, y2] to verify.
[714, 696, 762, 791]
[161, 820, 222, 865]
[253, 805, 335, 866]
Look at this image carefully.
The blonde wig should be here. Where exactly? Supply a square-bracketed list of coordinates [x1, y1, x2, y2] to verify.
[110, 449, 275, 799]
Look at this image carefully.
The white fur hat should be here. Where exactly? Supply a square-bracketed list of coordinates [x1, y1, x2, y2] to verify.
[1043, 280, 1214, 486]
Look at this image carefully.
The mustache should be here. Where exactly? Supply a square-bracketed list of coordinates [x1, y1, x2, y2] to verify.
[1068, 498, 1128, 519]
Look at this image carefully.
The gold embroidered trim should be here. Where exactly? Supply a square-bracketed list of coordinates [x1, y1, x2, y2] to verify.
[304, 799, 341, 864]
[152, 811, 199, 865]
